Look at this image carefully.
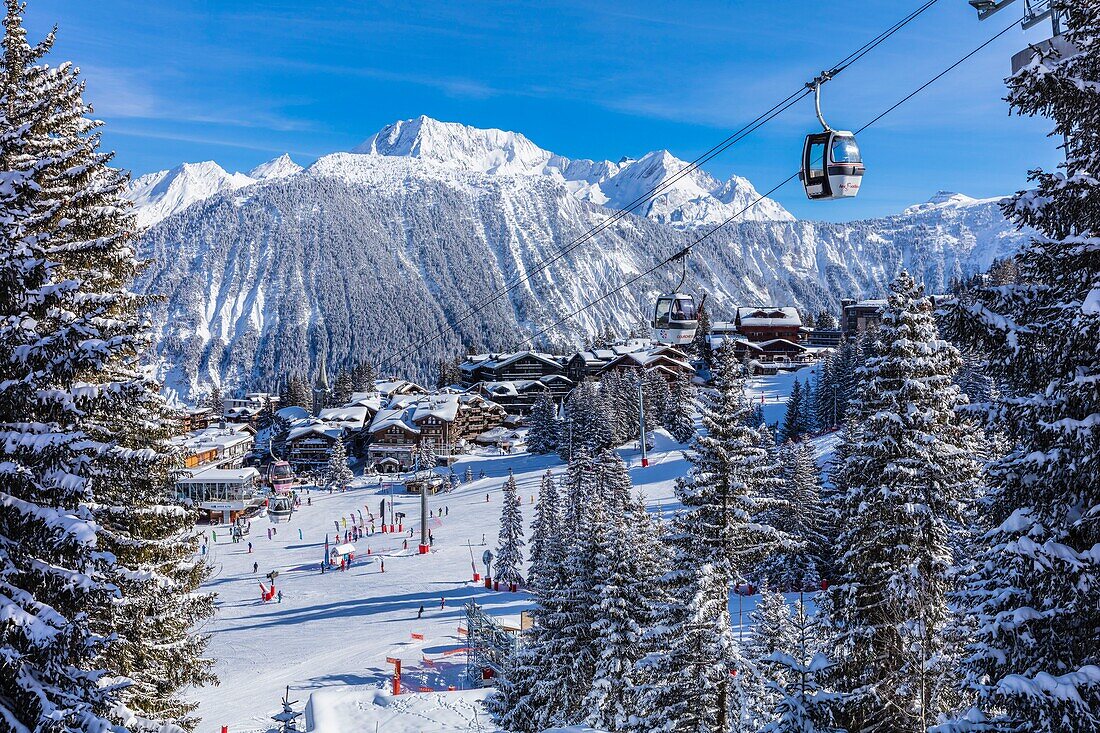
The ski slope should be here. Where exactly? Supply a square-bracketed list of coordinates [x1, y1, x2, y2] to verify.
[190, 372, 821, 732]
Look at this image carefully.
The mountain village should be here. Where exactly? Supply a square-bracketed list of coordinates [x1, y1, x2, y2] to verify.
[2, 2, 1098, 733]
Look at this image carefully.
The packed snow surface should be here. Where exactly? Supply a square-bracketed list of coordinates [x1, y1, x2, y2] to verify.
[191, 373, 826, 733]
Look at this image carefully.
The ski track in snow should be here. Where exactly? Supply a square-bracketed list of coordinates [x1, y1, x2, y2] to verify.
[193, 373, 827, 732]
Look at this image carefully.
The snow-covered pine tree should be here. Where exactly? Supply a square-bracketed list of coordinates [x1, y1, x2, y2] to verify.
[525, 391, 559, 455]
[585, 495, 659, 732]
[489, 470, 568, 732]
[602, 370, 637, 445]
[635, 343, 783, 733]
[326, 437, 353, 490]
[0, 4, 215, 729]
[204, 383, 223, 416]
[693, 297, 713, 365]
[494, 471, 525, 587]
[761, 594, 840, 733]
[351, 360, 375, 392]
[744, 588, 797, 730]
[759, 443, 828, 591]
[798, 379, 816, 436]
[642, 369, 671, 439]
[328, 369, 354, 407]
[414, 437, 437, 472]
[823, 271, 980, 733]
[559, 379, 613, 460]
[780, 380, 806, 443]
[938, 5, 1100, 730]
[811, 355, 837, 431]
[666, 370, 697, 443]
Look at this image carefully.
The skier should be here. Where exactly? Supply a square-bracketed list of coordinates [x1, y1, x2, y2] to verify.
[248, 542, 252, 553]
[307, 497, 311, 506]
[445, 506, 449, 516]
[253, 561, 258, 574]
[212, 531, 217, 542]
[417, 604, 424, 619]
[486, 493, 490, 502]
[267, 528, 272, 540]
[440, 596, 445, 610]
[403, 539, 408, 550]
[429, 532, 434, 547]
[380, 559, 385, 573]
[277, 590, 283, 603]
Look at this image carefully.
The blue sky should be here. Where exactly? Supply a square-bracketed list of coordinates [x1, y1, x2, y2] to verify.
[29, 0, 1062, 221]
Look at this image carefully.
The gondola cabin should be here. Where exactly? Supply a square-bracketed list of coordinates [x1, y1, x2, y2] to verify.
[800, 130, 864, 200]
[652, 293, 697, 346]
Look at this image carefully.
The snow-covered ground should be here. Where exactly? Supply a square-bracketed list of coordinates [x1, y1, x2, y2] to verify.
[191, 372, 826, 732]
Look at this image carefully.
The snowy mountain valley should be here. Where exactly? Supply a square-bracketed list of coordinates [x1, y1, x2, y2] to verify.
[127, 117, 1025, 401]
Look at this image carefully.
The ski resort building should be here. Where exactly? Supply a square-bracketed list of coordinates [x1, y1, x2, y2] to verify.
[176, 467, 263, 523]
[563, 340, 686, 382]
[172, 423, 256, 473]
[364, 392, 507, 471]
[285, 423, 344, 472]
[459, 351, 566, 387]
[732, 307, 809, 343]
[841, 298, 888, 336]
[599, 346, 694, 382]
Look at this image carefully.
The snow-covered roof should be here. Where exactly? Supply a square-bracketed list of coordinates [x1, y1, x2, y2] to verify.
[177, 467, 260, 483]
[276, 405, 310, 422]
[368, 408, 421, 435]
[373, 379, 426, 396]
[846, 298, 887, 310]
[475, 426, 523, 443]
[409, 395, 460, 424]
[736, 306, 802, 328]
[173, 426, 255, 452]
[756, 338, 808, 351]
[317, 406, 369, 430]
[287, 422, 344, 442]
[463, 350, 563, 372]
[345, 391, 385, 411]
[333, 543, 356, 555]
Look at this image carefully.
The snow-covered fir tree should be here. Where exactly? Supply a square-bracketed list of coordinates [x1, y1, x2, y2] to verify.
[939, 5, 1100, 730]
[204, 383, 223, 415]
[559, 379, 613, 460]
[666, 370, 697, 443]
[636, 343, 783, 733]
[328, 369, 354, 407]
[761, 594, 840, 733]
[823, 271, 981, 733]
[488, 471, 563, 732]
[350, 360, 375, 392]
[744, 588, 797, 729]
[642, 369, 671, 439]
[0, 4, 214, 729]
[781, 380, 808, 443]
[525, 391, 559, 454]
[494, 471, 525, 587]
[325, 437, 353, 490]
[759, 443, 828, 591]
[586, 495, 667, 733]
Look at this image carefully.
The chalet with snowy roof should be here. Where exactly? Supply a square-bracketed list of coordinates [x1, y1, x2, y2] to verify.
[374, 379, 427, 398]
[600, 346, 694, 382]
[172, 423, 256, 473]
[285, 422, 344, 471]
[180, 407, 213, 433]
[564, 340, 664, 382]
[734, 307, 808, 343]
[459, 350, 566, 387]
[474, 374, 574, 415]
[841, 298, 887, 336]
[224, 392, 279, 424]
[364, 392, 506, 472]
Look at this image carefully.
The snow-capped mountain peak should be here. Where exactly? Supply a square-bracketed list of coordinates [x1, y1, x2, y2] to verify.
[128, 161, 254, 228]
[352, 116, 560, 176]
[349, 117, 792, 225]
[249, 153, 303, 180]
[903, 190, 1004, 216]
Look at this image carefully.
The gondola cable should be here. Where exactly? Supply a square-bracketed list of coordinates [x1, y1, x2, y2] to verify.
[521, 15, 1022, 349]
[373, 0, 945, 374]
